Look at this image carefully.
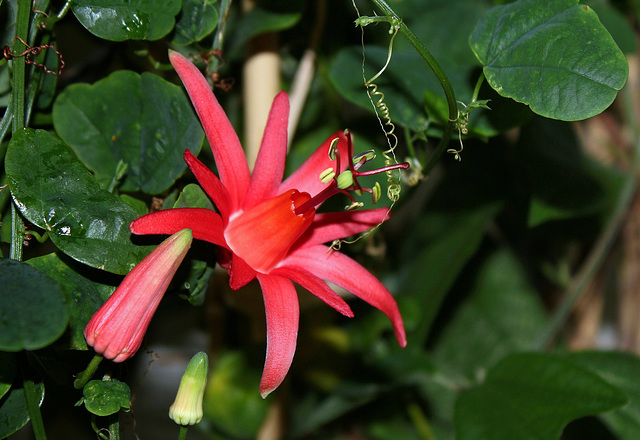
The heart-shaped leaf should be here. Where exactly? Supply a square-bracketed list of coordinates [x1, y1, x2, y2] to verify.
[53, 70, 203, 194]
[470, 0, 628, 120]
[71, 0, 181, 41]
[81, 378, 131, 416]
[5, 129, 152, 275]
[0, 259, 69, 351]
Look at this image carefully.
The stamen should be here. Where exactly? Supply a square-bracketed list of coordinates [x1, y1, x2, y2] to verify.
[320, 168, 336, 184]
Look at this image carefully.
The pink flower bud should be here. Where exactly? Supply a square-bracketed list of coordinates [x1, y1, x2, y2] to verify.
[84, 229, 193, 362]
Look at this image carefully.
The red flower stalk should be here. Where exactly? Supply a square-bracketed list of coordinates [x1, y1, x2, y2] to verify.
[130, 51, 408, 398]
[85, 229, 193, 362]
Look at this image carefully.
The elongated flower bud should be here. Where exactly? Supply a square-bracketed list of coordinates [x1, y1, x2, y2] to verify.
[84, 229, 193, 362]
[169, 351, 209, 426]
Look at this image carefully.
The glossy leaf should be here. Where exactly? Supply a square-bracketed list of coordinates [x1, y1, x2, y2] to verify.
[0, 380, 44, 439]
[81, 378, 131, 416]
[567, 351, 640, 440]
[5, 129, 152, 275]
[454, 353, 628, 440]
[470, 0, 628, 121]
[52, 70, 203, 194]
[0, 259, 68, 351]
[71, 0, 181, 41]
[172, 0, 218, 45]
[229, 6, 301, 53]
[27, 253, 115, 350]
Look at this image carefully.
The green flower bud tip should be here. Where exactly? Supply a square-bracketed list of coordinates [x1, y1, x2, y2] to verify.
[169, 352, 209, 426]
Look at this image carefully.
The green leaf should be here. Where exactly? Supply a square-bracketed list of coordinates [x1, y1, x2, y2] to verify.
[5, 129, 152, 275]
[27, 253, 115, 350]
[0, 259, 69, 351]
[71, 0, 181, 41]
[173, 183, 215, 210]
[401, 202, 503, 343]
[52, 70, 203, 194]
[584, 0, 638, 54]
[469, 0, 628, 121]
[0, 380, 44, 439]
[172, 0, 218, 45]
[433, 251, 549, 380]
[0, 353, 17, 400]
[566, 351, 640, 440]
[454, 352, 628, 440]
[81, 378, 131, 416]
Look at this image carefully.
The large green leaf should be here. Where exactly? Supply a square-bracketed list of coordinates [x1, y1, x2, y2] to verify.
[0, 259, 68, 351]
[567, 351, 640, 440]
[71, 0, 181, 41]
[0, 354, 16, 401]
[469, 0, 628, 121]
[52, 70, 203, 194]
[454, 353, 628, 440]
[27, 253, 115, 350]
[5, 129, 152, 275]
[0, 380, 44, 439]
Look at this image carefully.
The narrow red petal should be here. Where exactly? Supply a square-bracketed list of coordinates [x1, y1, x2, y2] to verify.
[184, 150, 231, 221]
[244, 91, 289, 210]
[130, 208, 228, 249]
[257, 274, 300, 398]
[281, 245, 406, 347]
[295, 208, 390, 249]
[270, 266, 354, 317]
[279, 131, 350, 198]
[228, 254, 257, 290]
[169, 50, 250, 211]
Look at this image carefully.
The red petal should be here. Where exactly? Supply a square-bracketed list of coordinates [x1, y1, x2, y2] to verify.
[130, 208, 228, 249]
[279, 131, 350, 199]
[295, 208, 390, 249]
[257, 274, 299, 398]
[228, 253, 257, 290]
[169, 50, 250, 211]
[271, 266, 354, 317]
[281, 245, 406, 347]
[244, 92, 289, 210]
[184, 150, 231, 221]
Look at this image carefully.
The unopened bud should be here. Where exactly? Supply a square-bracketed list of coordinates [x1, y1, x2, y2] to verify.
[169, 352, 209, 426]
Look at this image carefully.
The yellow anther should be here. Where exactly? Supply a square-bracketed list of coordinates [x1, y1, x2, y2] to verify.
[354, 150, 376, 163]
[319, 168, 336, 184]
[336, 170, 354, 189]
[328, 137, 340, 160]
[345, 201, 364, 211]
[372, 182, 382, 204]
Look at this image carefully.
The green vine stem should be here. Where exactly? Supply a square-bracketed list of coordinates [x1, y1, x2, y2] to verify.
[74, 354, 104, 389]
[23, 377, 47, 440]
[178, 426, 189, 440]
[369, 0, 457, 176]
[535, 79, 640, 350]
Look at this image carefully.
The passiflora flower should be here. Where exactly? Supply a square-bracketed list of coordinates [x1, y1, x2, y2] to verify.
[84, 229, 193, 362]
[130, 50, 408, 398]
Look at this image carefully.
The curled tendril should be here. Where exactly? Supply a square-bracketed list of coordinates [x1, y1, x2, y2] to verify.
[3, 36, 65, 76]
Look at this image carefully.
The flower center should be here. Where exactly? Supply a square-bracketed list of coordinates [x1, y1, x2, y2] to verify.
[224, 190, 315, 273]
